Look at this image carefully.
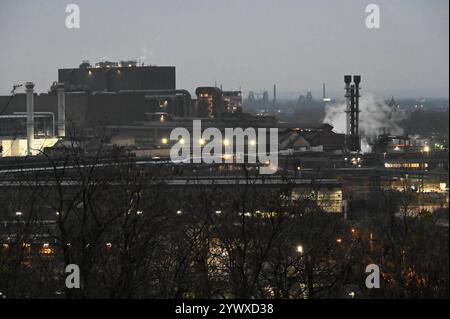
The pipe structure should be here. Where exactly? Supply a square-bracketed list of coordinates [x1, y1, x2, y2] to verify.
[25, 82, 34, 156]
[57, 83, 66, 137]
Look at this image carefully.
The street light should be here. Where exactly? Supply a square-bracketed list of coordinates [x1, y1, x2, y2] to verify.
[296, 245, 304, 254]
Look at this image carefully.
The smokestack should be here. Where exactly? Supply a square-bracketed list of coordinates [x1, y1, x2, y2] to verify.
[56, 83, 66, 137]
[25, 82, 35, 156]
[273, 84, 277, 103]
[353, 75, 361, 151]
[344, 75, 352, 136]
[344, 75, 361, 152]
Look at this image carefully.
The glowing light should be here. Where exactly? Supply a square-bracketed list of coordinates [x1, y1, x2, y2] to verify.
[15, 211, 22, 216]
[249, 139, 256, 146]
[161, 138, 168, 145]
[215, 210, 222, 215]
[223, 139, 230, 146]
[40, 243, 53, 255]
[179, 138, 185, 145]
[136, 210, 143, 215]
[223, 154, 232, 160]
[336, 238, 342, 244]
[176, 209, 182, 215]
[199, 138, 206, 145]
[106, 242, 112, 248]
[296, 245, 304, 254]
[423, 145, 430, 153]
[349, 291, 355, 298]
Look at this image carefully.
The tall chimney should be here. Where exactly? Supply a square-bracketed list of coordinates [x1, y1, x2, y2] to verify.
[25, 82, 35, 156]
[273, 84, 277, 104]
[344, 75, 352, 136]
[344, 75, 361, 153]
[56, 83, 66, 137]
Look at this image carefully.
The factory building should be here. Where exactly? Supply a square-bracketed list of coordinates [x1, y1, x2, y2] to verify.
[195, 87, 225, 119]
[0, 83, 60, 156]
[222, 91, 243, 114]
[0, 62, 346, 159]
[278, 124, 346, 154]
[59, 60, 175, 92]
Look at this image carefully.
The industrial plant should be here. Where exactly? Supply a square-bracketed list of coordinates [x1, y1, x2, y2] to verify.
[0, 60, 448, 300]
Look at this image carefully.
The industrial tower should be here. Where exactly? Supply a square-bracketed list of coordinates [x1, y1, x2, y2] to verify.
[344, 75, 361, 152]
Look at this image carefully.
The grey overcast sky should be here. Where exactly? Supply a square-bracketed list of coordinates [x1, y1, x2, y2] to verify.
[0, 0, 448, 98]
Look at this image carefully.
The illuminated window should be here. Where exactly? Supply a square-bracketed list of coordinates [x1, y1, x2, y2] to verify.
[39, 243, 54, 255]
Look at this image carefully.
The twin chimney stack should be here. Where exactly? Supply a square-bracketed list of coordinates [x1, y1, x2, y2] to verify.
[344, 75, 361, 153]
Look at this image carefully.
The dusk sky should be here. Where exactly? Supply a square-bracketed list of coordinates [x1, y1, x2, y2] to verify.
[0, 0, 448, 98]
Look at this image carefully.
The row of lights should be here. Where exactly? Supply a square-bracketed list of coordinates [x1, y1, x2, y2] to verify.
[295, 233, 353, 255]
[160, 138, 257, 146]
[175, 209, 222, 215]
[87, 68, 129, 76]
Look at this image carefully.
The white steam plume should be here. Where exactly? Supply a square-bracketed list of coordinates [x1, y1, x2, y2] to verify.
[323, 92, 406, 152]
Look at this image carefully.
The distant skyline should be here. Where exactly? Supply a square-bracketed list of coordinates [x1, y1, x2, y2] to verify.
[0, 0, 448, 99]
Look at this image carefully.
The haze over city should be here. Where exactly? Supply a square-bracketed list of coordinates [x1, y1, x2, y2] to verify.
[0, 0, 448, 98]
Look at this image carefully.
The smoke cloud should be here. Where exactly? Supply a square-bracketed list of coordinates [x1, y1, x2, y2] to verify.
[323, 92, 405, 137]
[323, 92, 406, 152]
